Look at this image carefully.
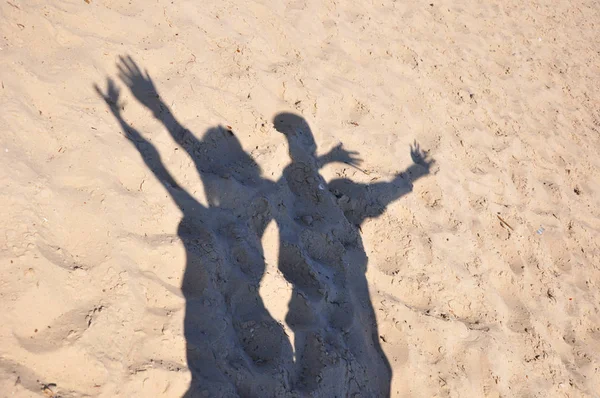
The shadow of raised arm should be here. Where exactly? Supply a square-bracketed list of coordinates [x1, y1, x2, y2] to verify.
[405, 140, 435, 184]
[328, 141, 434, 226]
[95, 78, 196, 211]
[117, 56, 202, 162]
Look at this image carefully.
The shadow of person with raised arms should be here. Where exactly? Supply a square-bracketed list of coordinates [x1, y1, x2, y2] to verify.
[96, 73, 294, 396]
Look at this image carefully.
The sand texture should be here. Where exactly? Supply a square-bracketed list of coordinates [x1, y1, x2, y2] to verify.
[1, 0, 600, 397]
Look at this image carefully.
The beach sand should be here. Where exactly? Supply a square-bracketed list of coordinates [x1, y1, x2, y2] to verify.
[1, 0, 599, 396]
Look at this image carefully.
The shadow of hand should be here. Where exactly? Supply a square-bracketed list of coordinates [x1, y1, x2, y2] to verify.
[117, 55, 162, 115]
[410, 140, 434, 170]
[95, 78, 145, 144]
[327, 143, 363, 166]
[94, 78, 122, 114]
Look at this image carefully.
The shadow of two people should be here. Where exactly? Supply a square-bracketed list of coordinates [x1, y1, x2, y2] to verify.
[96, 56, 434, 397]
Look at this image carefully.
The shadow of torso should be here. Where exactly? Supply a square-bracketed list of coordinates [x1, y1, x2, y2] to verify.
[182, 126, 393, 397]
[267, 141, 392, 397]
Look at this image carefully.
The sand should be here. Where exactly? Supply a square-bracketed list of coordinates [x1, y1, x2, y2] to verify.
[1, 0, 600, 397]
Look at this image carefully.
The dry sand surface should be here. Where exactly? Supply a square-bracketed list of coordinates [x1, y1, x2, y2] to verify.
[1, 0, 600, 397]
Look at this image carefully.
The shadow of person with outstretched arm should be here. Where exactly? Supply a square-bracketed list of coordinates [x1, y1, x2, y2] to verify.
[271, 113, 433, 397]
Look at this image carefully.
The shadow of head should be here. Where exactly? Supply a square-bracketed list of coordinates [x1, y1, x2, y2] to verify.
[200, 126, 261, 178]
[198, 126, 263, 209]
[273, 112, 317, 155]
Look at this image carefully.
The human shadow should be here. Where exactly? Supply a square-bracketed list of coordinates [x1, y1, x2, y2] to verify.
[96, 76, 294, 396]
[270, 114, 433, 397]
[96, 56, 433, 397]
